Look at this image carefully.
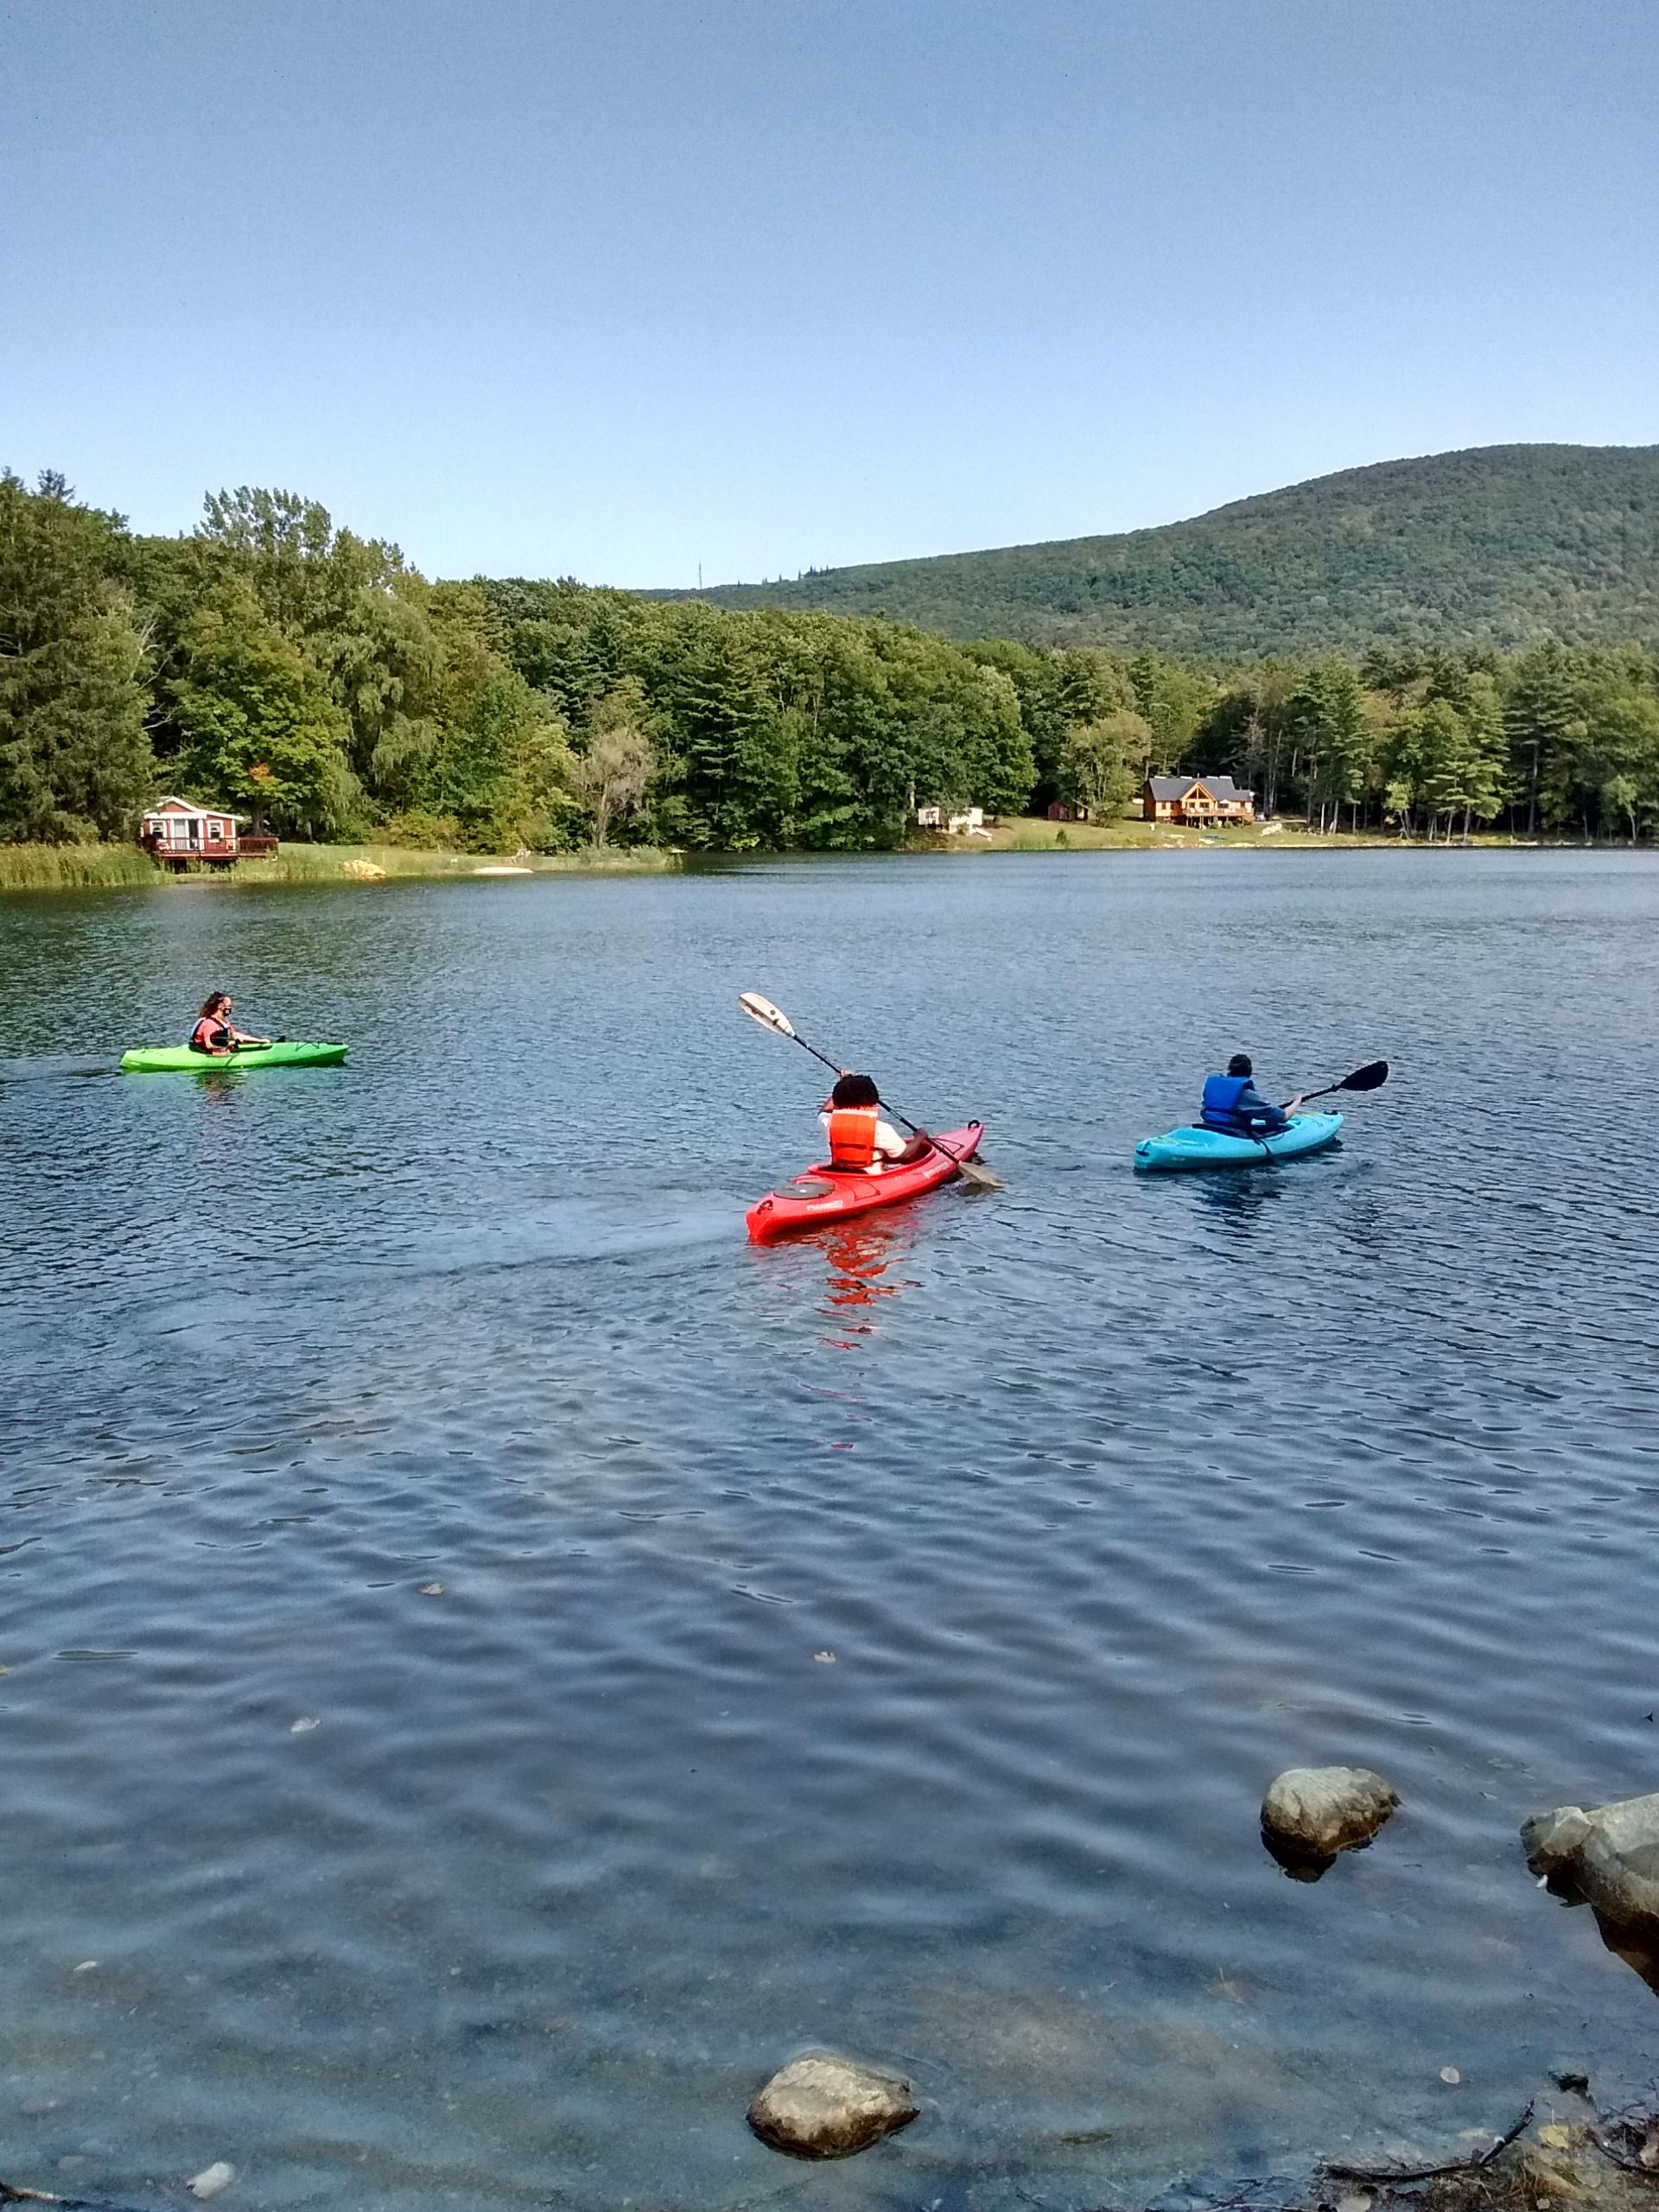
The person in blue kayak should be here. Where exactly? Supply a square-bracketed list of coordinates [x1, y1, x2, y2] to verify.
[1199, 1054, 1303, 1136]
[822, 1072, 931, 1173]
[189, 991, 270, 1057]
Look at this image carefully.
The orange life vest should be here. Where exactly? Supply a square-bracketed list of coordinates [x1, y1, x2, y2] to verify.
[191, 1015, 229, 1052]
[828, 1104, 880, 1169]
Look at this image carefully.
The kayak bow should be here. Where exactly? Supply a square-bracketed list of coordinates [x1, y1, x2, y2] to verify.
[747, 1122, 983, 1242]
[1134, 1109, 1343, 1173]
[119, 1041, 349, 1073]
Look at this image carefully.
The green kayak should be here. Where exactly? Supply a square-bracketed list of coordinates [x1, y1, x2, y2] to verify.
[119, 1041, 349, 1073]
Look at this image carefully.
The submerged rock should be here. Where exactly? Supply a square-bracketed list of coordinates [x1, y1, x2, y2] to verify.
[1524, 1791, 1659, 1991]
[1262, 1765, 1399, 1876]
[747, 2050, 918, 2158]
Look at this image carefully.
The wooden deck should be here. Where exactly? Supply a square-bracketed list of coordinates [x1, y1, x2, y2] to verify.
[142, 833, 279, 869]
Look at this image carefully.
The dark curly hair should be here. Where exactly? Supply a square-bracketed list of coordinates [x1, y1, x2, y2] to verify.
[831, 1072, 880, 1108]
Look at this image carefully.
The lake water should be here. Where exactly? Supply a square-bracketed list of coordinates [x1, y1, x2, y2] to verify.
[3, 850, 1659, 2211]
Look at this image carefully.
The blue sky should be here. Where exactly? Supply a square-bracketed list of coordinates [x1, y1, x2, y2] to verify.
[3, 0, 1655, 586]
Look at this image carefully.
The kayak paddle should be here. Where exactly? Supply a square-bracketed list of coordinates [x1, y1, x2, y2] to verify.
[738, 992, 1001, 1192]
[1281, 1058, 1389, 1110]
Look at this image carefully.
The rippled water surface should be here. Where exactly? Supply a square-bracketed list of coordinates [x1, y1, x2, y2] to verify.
[4, 851, 1659, 2210]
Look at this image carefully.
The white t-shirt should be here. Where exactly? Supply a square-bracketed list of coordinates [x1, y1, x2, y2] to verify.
[821, 1111, 906, 1162]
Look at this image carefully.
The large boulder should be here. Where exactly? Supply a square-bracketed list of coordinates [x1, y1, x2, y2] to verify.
[1262, 1765, 1399, 1876]
[1523, 1791, 1659, 1930]
[747, 2050, 919, 2159]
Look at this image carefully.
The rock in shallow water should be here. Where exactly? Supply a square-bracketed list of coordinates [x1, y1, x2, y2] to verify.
[747, 2050, 918, 2158]
[1524, 1791, 1659, 1929]
[1262, 1765, 1400, 1873]
[1522, 1804, 1596, 1878]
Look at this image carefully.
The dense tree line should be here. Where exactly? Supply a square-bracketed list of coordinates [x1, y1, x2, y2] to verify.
[1185, 644, 1659, 842]
[3, 468, 1658, 849]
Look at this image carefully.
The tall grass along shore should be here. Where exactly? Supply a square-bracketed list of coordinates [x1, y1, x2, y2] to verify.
[0, 842, 679, 894]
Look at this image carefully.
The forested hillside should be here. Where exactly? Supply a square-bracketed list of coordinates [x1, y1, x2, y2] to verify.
[664, 445, 1659, 657]
[3, 466, 1659, 854]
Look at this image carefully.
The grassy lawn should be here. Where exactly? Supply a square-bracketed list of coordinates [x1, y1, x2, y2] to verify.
[914, 815, 1389, 854]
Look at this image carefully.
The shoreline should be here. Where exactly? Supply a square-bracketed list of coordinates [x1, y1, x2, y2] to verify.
[0, 2075, 1649, 2209]
[2, 824, 1651, 896]
[907, 815, 1637, 855]
[0, 841, 682, 894]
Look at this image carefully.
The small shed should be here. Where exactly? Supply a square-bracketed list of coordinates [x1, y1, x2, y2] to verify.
[915, 804, 990, 836]
[1046, 801, 1092, 823]
[1142, 775, 1255, 825]
[139, 798, 277, 869]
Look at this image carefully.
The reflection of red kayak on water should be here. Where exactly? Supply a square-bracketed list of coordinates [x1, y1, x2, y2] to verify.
[745, 1122, 984, 1243]
[821, 1219, 909, 1308]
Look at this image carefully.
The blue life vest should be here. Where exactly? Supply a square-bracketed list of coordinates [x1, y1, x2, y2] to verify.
[1200, 1072, 1255, 1132]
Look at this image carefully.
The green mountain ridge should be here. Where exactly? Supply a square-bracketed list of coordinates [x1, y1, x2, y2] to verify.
[652, 443, 1659, 656]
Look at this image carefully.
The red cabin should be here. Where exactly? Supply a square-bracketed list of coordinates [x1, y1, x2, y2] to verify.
[139, 798, 279, 869]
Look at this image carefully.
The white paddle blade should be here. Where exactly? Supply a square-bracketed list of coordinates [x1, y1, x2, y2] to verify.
[956, 1155, 1002, 1191]
[738, 991, 795, 1038]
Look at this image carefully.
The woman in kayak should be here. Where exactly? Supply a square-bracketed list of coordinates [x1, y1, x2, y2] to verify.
[189, 992, 271, 1057]
[1199, 1054, 1301, 1135]
[822, 1073, 932, 1173]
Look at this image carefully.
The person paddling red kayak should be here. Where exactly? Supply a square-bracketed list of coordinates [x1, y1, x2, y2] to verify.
[739, 991, 999, 1241]
[747, 1122, 986, 1242]
[821, 1071, 934, 1173]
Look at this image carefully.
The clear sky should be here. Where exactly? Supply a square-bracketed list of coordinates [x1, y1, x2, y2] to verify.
[3, 0, 1655, 586]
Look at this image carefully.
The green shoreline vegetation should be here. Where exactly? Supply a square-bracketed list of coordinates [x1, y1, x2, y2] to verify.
[0, 838, 677, 893]
[3, 465, 1659, 879]
[0, 814, 1578, 896]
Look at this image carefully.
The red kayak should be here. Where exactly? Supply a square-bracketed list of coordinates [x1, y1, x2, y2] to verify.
[746, 1122, 983, 1243]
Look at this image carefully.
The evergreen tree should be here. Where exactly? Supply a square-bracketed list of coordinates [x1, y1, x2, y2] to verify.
[648, 608, 787, 848]
[0, 470, 154, 842]
[1129, 651, 1212, 772]
[1285, 657, 1373, 830]
[1504, 642, 1585, 837]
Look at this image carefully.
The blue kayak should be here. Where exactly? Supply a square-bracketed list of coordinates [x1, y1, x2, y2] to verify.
[1135, 1110, 1344, 1173]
